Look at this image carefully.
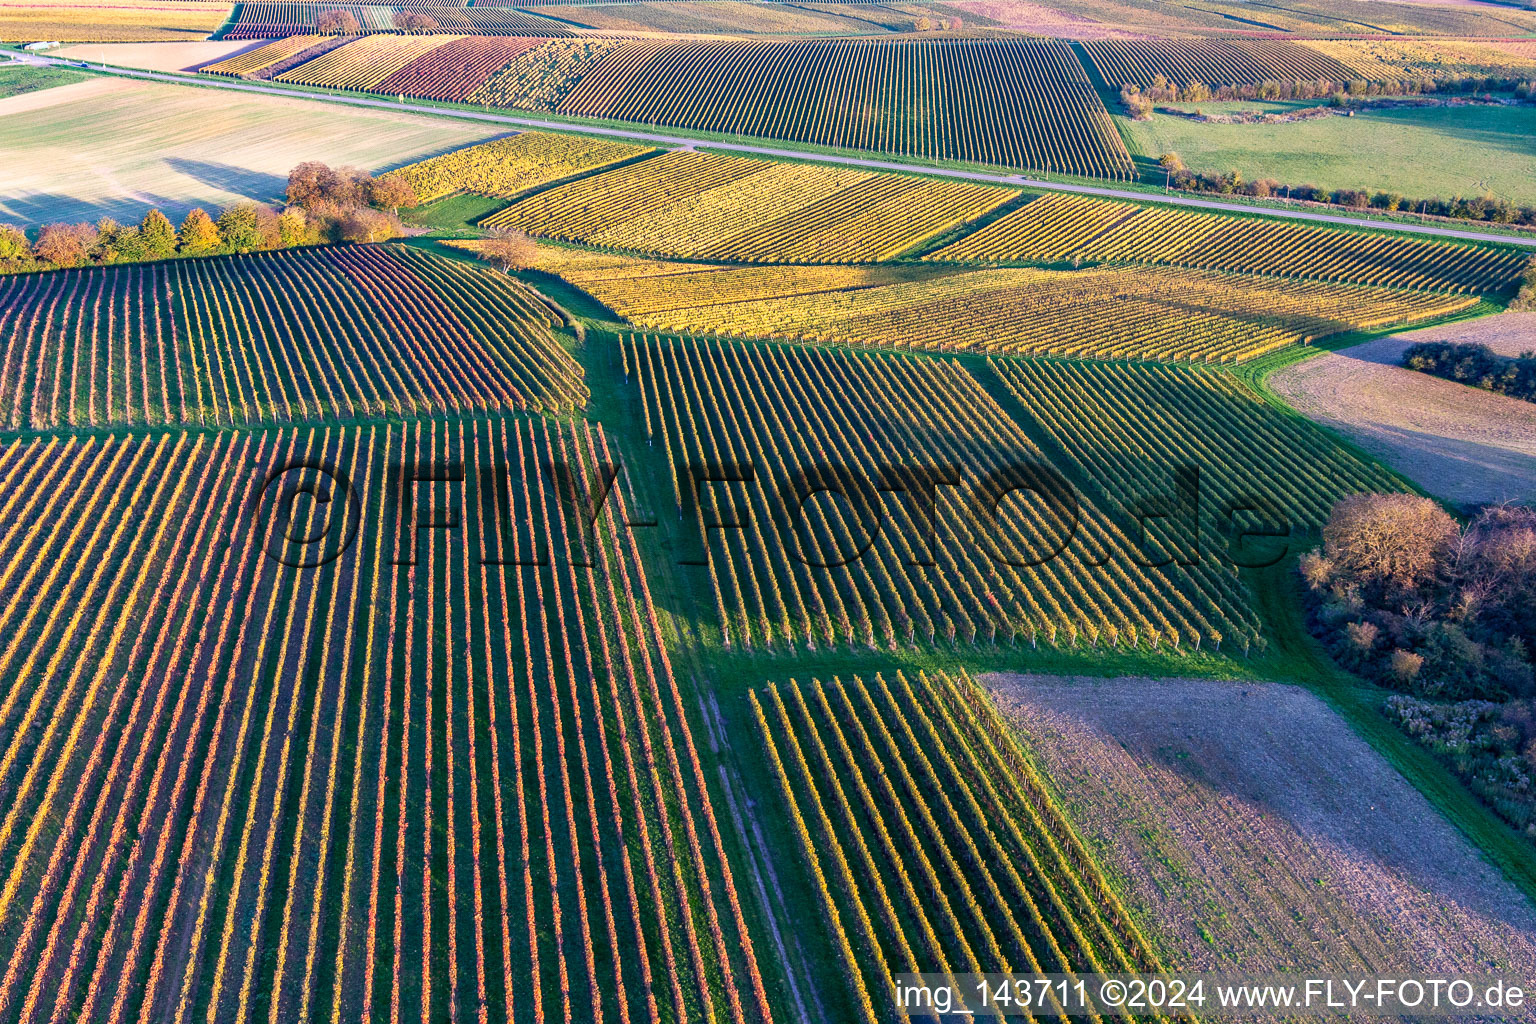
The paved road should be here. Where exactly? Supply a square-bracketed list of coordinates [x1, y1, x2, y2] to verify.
[18, 52, 1536, 251]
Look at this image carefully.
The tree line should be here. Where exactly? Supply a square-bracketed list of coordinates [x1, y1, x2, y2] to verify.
[1154, 152, 1536, 227]
[1120, 72, 1536, 116]
[0, 162, 419, 275]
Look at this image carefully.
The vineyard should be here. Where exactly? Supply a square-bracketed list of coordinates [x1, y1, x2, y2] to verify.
[397, 131, 653, 203]
[931, 193, 1530, 294]
[0, 416, 771, 1024]
[990, 357, 1410, 555]
[1082, 39, 1359, 87]
[197, 34, 329, 77]
[373, 35, 545, 101]
[551, 38, 1135, 178]
[482, 150, 1015, 263]
[752, 669, 1168, 1023]
[0, 244, 588, 428]
[542, 248, 1476, 363]
[222, 2, 574, 39]
[274, 34, 464, 90]
[467, 38, 629, 111]
[626, 333, 1262, 650]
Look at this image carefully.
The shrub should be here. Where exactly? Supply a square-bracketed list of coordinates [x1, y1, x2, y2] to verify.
[1390, 649, 1424, 684]
[477, 230, 538, 271]
[338, 207, 402, 243]
[1403, 340, 1536, 403]
[315, 9, 360, 33]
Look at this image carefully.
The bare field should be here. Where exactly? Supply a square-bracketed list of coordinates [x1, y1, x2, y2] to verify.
[1268, 316, 1536, 506]
[51, 39, 264, 72]
[0, 0, 227, 41]
[985, 675, 1536, 992]
[945, 0, 1143, 37]
[0, 75, 502, 224]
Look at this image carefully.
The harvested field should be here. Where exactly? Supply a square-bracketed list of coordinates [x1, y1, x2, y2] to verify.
[542, 1, 924, 35]
[0, 76, 501, 224]
[986, 675, 1536, 980]
[1268, 315, 1536, 506]
[0, 0, 228, 42]
[943, 0, 1140, 38]
[50, 39, 263, 72]
[1303, 37, 1536, 80]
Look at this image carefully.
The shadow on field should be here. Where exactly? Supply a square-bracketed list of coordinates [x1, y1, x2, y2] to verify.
[163, 157, 288, 205]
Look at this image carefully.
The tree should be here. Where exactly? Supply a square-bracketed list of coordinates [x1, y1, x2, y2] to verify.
[0, 224, 31, 266]
[1158, 152, 1184, 190]
[478, 230, 537, 271]
[328, 166, 370, 208]
[32, 223, 95, 268]
[254, 204, 283, 250]
[287, 161, 339, 209]
[367, 172, 418, 213]
[1120, 85, 1152, 119]
[87, 218, 127, 263]
[315, 9, 360, 33]
[339, 207, 402, 243]
[179, 208, 223, 254]
[277, 207, 314, 248]
[392, 10, 439, 31]
[139, 208, 178, 258]
[100, 221, 146, 263]
[218, 202, 264, 253]
[1323, 493, 1458, 593]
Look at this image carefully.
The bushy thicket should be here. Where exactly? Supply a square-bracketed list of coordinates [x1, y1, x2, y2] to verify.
[1385, 695, 1536, 838]
[1121, 73, 1536, 115]
[1404, 340, 1536, 403]
[1156, 158, 1536, 225]
[1303, 494, 1536, 701]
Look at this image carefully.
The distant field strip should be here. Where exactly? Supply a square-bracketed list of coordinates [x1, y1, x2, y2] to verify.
[1301, 38, 1536, 80]
[991, 357, 1409, 556]
[0, 0, 229, 42]
[372, 35, 544, 101]
[483, 150, 1015, 262]
[932, 193, 1529, 294]
[0, 416, 770, 1024]
[275, 34, 463, 90]
[224, 1, 574, 38]
[627, 334, 1261, 649]
[397, 131, 653, 202]
[539, 249, 1475, 363]
[752, 670, 1166, 1023]
[0, 244, 587, 428]
[552, 38, 1134, 178]
[198, 35, 329, 77]
[1082, 39, 1359, 87]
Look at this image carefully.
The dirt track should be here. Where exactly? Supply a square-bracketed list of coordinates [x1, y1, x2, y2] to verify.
[985, 674, 1536, 1012]
[1268, 315, 1536, 507]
